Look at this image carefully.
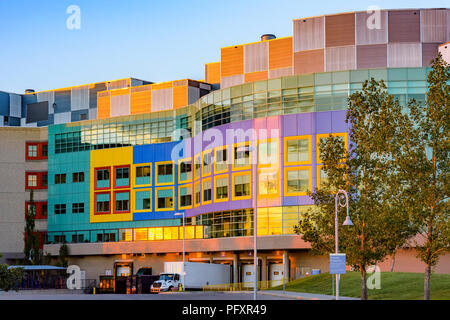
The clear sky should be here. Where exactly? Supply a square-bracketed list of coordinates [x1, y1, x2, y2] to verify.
[0, 0, 448, 93]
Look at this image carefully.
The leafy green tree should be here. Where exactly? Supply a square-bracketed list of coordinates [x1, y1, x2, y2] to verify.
[56, 242, 69, 268]
[295, 78, 415, 300]
[24, 190, 43, 265]
[0, 264, 24, 292]
[395, 53, 449, 300]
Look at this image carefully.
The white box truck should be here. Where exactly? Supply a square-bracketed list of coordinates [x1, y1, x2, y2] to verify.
[151, 262, 230, 293]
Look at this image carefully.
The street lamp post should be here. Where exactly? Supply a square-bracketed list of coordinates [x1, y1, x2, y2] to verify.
[174, 212, 185, 291]
[334, 189, 353, 301]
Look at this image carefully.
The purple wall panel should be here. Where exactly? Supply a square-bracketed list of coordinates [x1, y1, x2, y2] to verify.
[331, 110, 349, 132]
[315, 112, 332, 134]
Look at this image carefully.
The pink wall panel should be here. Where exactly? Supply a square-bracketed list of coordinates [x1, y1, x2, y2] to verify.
[110, 94, 130, 117]
[421, 9, 448, 43]
[356, 10, 388, 45]
[357, 44, 387, 69]
[293, 16, 325, 52]
[325, 46, 356, 72]
[151, 88, 173, 111]
[268, 67, 293, 79]
[388, 43, 422, 67]
[422, 43, 441, 66]
[293, 49, 324, 75]
[388, 10, 421, 43]
[221, 74, 244, 89]
[244, 42, 268, 73]
[325, 13, 355, 47]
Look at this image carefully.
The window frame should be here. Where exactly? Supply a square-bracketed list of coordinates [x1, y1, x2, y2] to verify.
[257, 138, 279, 168]
[178, 184, 193, 210]
[232, 141, 252, 171]
[94, 167, 111, 191]
[214, 146, 229, 174]
[202, 150, 213, 177]
[283, 135, 312, 166]
[155, 186, 175, 211]
[113, 165, 131, 189]
[113, 190, 130, 214]
[231, 171, 252, 200]
[316, 133, 348, 164]
[257, 168, 279, 198]
[284, 166, 312, 196]
[214, 174, 229, 203]
[178, 157, 192, 184]
[133, 163, 152, 187]
[155, 161, 175, 186]
[94, 191, 111, 215]
[202, 177, 213, 205]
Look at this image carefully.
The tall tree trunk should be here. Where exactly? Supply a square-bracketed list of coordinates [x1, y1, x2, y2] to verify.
[390, 253, 396, 272]
[424, 264, 431, 300]
[360, 266, 367, 300]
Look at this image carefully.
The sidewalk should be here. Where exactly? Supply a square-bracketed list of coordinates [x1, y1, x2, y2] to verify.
[255, 290, 359, 300]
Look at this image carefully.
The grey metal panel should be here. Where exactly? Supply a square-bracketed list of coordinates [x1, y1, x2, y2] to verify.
[9, 94, 21, 118]
[131, 79, 144, 87]
[88, 108, 97, 120]
[71, 110, 89, 122]
[26, 101, 48, 123]
[53, 111, 71, 124]
[54, 90, 71, 113]
[188, 87, 200, 105]
[37, 91, 54, 115]
[70, 85, 89, 111]
[421, 9, 447, 43]
[89, 82, 107, 109]
[0, 92, 9, 116]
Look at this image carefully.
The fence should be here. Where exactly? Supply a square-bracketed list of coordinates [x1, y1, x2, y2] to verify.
[203, 279, 287, 291]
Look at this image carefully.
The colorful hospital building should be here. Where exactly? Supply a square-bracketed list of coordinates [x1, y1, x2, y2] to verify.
[1, 9, 449, 283]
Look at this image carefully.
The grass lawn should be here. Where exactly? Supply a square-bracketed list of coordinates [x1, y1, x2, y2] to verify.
[270, 272, 450, 300]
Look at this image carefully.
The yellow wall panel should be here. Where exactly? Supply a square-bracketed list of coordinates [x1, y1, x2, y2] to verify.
[173, 85, 188, 109]
[90, 147, 134, 223]
[269, 37, 293, 70]
[221, 45, 244, 77]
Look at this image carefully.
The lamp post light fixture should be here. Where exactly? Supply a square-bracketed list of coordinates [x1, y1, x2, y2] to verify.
[174, 212, 185, 291]
[334, 189, 353, 300]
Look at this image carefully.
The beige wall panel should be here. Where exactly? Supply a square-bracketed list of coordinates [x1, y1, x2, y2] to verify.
[244, 42, 268, 73]
[421, 9, 448, 43]
[269, 67, 293, 79]
[151, 88, 173, 111]
[388, 43, 422, 68]
[325, 46, 356, 72]
[110, 94, 130, 117]
[221, 74, 244, 89]
[293, 16, 325, 52]
[356, 10, 388, 45]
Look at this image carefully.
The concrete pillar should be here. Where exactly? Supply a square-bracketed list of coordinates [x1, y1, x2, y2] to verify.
[233, 253, 239, 283]
[283, 250, 289, 281]
[261, 255, 267, 284]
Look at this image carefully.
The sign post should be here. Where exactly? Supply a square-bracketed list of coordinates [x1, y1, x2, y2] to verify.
[329, 253, 346, 300]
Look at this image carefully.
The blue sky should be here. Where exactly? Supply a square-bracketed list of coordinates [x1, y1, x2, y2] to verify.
[0, 0, 448, 93]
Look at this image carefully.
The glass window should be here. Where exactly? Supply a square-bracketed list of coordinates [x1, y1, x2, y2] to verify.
[194, 155, 201, 179]
[203, 179, 212, 203]
[55, 204, 66, 215]
[156, 188, 174, 210]
[156, 163, 173, 184]
[215, 176, 228, 200]
[135, 191, 151, 210]
[203, 151, 212, 176]
[96, 193, 110, 213]
[179, 186, 192, 208]
[258, 171, 278, 195]
[72, 203, 85, 213]
[27, 174, 37, 187]
[194, 182, 201, 206]
[72, 172, 84, 183]
[286, 169, 310, 194]
[28, 145, 37, 158]
[258, 141, 278, 166]
[234, 174, 251, 198]
[286, 137, 310, 163]
[96, 169, 110, 189]
[115, 191, 130, 212]
[42, 144, 48, 157]
[179, 160, 192, 182]
[115, 167, 129, 187]
[215, 147, 228, 172]
[136, 165, 151, 185]
[41, 174, 48, 187]
[55, 174, 66, 184]
[233, 144, 250, 169]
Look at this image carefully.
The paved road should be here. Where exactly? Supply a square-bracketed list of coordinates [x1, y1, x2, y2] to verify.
[0, 290, 287, 300]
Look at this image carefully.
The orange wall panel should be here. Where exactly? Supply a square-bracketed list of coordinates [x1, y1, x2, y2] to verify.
[130, 88, 152, 115]
[244, 71, 268, 83]
[152, 81, 173, 90]
[173, 85, 188, 109]
[269, 37, 293, 70]
[221, 46, 244, 77]
[205, 62, 221, 84]
[97, 92, 111, 119]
